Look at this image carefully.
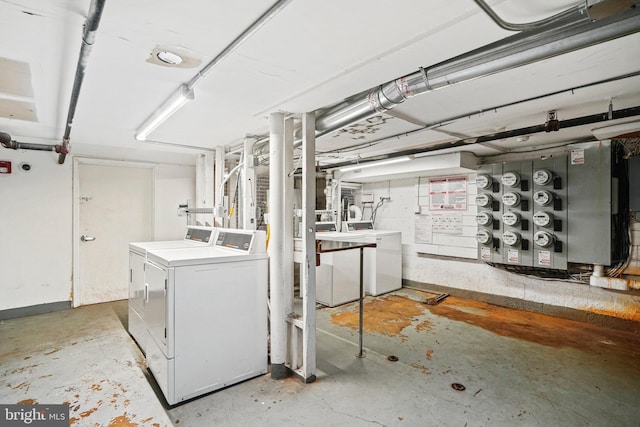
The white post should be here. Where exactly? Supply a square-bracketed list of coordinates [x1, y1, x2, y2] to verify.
[284, 118, 295, 316]
[195, 153, 214, 226]
[269, 112, 287, 380]
[241, 137, 257, 230]
[215, 148, 226, 227]
[301, 112, 317, 381]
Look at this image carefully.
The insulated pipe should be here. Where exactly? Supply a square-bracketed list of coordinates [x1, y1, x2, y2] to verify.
[269, 112, 287, 380]
[315, 7, 640, 135]
[58, 0, 106, 164]
[283, 117, 295, 348]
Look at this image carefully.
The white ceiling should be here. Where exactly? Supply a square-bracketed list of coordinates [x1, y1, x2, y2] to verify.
[0, 0, 639, 166]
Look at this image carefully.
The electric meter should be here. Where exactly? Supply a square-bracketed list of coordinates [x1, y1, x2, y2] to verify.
[502, 230, 521, 246]
[533, 169, 553, 186]
[533, 211, 552, 227]
[476, 174, 493, 190]
[501, 172, 521, 187]
[502, 192, 521, 207]
[476, 193, 492, 207]
[533, 190, 553, 206]
[534, 231, 555, 248]
[502, 211, 521, 226]
[476, 212, 492, 226]
[476, 229, 493, 245]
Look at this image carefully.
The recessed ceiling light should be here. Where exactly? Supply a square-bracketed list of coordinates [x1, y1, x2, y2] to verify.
[156, 51, 183, 65]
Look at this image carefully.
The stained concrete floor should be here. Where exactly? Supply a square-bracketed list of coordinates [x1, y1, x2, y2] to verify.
[2, 288, 640, 426]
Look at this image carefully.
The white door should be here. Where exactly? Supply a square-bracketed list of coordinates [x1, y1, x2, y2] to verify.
[77, 163, 153, 306]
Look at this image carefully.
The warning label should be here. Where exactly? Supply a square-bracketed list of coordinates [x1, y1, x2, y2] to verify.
[507, 249, 519, 264]
[538, 250, 551, 266]
[571, 149, 585, 165]
[480, 246, 491, 261]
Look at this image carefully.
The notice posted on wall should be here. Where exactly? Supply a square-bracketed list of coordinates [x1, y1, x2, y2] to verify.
[429, 177, 467, 211]
[480, 246, 491, 261]
[414, 215, 433, 244]
[431, 212, 463, 235]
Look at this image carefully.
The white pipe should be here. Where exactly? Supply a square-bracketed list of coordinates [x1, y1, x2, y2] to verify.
[269, 112, 287, 379]
[215, 148, 225, 227]
[593, 264, 605, 277]
[284, 118, 295, 317]
[241, 137, 256, 229]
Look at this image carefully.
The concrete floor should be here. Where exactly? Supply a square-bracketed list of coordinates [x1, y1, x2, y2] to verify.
[2, 288, 640, 426]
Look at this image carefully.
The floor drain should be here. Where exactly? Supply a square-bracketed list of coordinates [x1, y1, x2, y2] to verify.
[387, 355, 399, 362]
[451, 383, 466, 391]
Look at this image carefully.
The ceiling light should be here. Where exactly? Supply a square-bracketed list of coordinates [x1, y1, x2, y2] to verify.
[339, 156, 414, 173]
[156, 51, 183, 65]
[135, 84, 194, 141]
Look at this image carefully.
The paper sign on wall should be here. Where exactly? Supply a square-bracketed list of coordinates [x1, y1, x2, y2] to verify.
[429, 177, 467, 211]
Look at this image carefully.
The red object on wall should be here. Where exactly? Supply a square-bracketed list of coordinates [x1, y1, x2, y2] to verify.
[0, 161, 11, 174]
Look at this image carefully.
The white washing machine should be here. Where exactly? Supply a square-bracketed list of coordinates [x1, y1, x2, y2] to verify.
[143, 229, 268, 405]
[342, 220, 402, 296]
[314, 229, 365, 307]
[128, 226, 217, 354]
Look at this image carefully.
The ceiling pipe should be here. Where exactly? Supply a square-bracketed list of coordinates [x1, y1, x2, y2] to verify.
[1, 131, 69, 153]
[321, 105, 640, 171]
[314, 6, 640, 137]
[58, 0, 106, 164]
[473, 0, 587, 32]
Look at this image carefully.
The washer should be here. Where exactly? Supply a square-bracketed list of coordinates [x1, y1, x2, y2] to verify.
[128, 226, 217, 354]
[342, 220, 402, 296]
[144, 229, 268, 405]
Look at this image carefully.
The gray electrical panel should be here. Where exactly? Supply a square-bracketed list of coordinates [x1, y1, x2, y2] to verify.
[566, 141, 612, 265]
[477, 141, 614, 270]
[500, 160, 533, 266]
[630, 156, 640, 212]
[476, 163, 502, 263]
[532, 156, 568, 270]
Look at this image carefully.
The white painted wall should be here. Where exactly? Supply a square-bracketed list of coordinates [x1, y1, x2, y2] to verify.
[0, 151, 73, 311]
[154, 164, 195, 240]
[0, 152, 196, 312]
[361, 175, 640, 322]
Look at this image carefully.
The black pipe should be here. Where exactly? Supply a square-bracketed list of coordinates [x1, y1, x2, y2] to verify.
[323, 105, 640, 171]
[58, 0, 107, 165]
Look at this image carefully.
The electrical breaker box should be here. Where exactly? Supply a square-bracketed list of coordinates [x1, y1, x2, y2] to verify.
[630, 155, 640, 212]
[477, 141, 618, 270]
[566, 141, 612, 265]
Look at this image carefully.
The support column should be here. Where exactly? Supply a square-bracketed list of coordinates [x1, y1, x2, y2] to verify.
[195, 152, 214, 226]
[215, 148, 226, 228]
[269, 112, 287, 380]
[284, 118, 295, 317]
[301, 112, 317, 381]
[241, 137, 257, 230]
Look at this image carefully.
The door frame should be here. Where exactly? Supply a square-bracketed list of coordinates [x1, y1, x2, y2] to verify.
[72, 157, 157, 307]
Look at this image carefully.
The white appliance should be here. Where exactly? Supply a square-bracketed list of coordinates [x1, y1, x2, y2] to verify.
[342, 220, 402, 296]
[128, 226, 217, 354]
[144, 229, 268, 405]
[314, 229, 364, 307]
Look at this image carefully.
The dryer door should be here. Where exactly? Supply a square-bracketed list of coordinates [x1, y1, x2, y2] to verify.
[145, 261, 172, 358]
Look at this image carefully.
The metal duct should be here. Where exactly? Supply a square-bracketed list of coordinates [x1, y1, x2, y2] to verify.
[315, 6, 640, 135]
[58, 0, 106, 164]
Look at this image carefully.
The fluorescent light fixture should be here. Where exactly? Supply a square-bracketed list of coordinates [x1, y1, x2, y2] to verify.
[339, 155, 414, 172]
[135, 84, 194, 141]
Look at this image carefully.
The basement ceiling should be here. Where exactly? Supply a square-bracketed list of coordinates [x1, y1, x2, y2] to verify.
[0, 0, 639, 166]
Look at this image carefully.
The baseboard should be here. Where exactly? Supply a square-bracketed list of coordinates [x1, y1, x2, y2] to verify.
[403, 279, 640, 333]
[0, 300, 72, 321]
